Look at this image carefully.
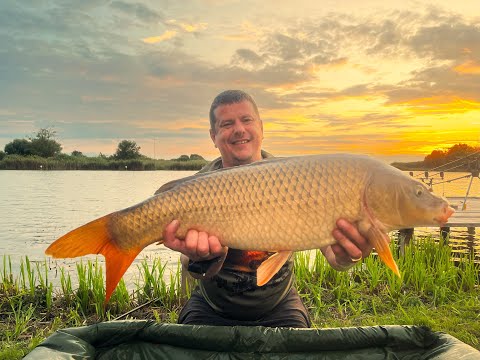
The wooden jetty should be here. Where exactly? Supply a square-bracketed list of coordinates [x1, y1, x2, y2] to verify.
[445, 196, 480, 228]
[398, 196, 480, 250]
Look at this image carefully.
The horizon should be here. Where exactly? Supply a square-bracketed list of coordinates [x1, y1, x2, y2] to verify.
[1, 1, 479, 162]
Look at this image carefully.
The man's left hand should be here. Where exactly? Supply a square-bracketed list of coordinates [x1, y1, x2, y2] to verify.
[321, 218, 373, 270]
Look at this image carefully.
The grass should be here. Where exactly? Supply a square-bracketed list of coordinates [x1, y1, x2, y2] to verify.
[1, 236, 479, 359]
[295, 236, 480, 348]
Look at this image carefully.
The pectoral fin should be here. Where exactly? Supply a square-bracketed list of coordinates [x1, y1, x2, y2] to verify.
[256, 251, 292, 286]
[367, 226, 401, 278]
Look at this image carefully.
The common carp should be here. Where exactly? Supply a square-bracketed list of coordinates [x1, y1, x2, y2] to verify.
[46, 154, 455, 303]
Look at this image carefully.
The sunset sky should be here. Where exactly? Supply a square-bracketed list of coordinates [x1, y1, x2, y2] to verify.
[1, 0, 479, 162]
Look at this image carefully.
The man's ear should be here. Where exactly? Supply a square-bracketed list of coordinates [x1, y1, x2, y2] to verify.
[209, 128, 217, 147]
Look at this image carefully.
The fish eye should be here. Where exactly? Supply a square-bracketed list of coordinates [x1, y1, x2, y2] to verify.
[415, 187, 423, 197]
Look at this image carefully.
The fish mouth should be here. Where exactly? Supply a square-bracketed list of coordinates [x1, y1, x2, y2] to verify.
[433, 205, 455, 225]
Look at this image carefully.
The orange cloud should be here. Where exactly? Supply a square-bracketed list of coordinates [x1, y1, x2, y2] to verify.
[398, 96, 480, 114]
[165, 19, 208, 32]
[142, 30, 177, 44]
[453, 60, 480, 74]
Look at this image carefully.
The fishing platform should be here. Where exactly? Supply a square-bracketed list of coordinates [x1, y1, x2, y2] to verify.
[398, 163, 480, 255]
[398, 196, 480, 241]
[445, 196, 480, 229]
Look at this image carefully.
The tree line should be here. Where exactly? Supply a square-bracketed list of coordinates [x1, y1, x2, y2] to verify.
[392, 143, 480, 172]
[0, 128, 208, 170]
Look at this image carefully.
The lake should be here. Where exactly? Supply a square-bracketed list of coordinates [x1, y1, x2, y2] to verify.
[0, 169, 479, 287]
[0, 170, 196, 286]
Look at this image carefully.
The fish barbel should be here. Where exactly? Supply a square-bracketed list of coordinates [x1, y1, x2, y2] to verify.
[46, 154, 455, 303]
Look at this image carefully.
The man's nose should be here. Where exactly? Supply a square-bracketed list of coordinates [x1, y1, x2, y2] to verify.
[232, 120, 245, 133]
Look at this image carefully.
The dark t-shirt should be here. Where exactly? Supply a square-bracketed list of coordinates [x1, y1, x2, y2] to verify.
[198, 248, 294, 320]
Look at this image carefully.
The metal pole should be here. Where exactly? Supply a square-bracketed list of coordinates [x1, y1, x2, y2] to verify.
[462, 175, 474, 210]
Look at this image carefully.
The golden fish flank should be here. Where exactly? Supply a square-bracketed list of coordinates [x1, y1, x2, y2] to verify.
[45, 154, 455, 303]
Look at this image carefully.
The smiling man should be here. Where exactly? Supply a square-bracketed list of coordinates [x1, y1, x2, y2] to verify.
[161, 90, 372, 327]
[208, 92, 263, 167]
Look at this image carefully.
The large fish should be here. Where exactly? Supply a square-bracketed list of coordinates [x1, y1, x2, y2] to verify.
[46, 154, 455, 303]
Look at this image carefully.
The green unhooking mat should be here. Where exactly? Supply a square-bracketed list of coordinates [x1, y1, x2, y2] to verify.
[25, 320, 480, 359]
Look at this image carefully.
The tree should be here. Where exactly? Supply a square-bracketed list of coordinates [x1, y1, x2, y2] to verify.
[114, 140, 141, 160]
[4, 139, 32, 155]
[177, 155, 190, 161]
[71, 150, 84, 157]
[0, 150, 5, 160]
[446, 143, 475, 159]
[190, 154, 205, 161]
[424, 149, 445, 167]
[29, 128, 62, 157]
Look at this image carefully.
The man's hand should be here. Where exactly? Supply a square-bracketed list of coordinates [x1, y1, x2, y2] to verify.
[163, 220, 228, 278]
[321, 218, 373, 271]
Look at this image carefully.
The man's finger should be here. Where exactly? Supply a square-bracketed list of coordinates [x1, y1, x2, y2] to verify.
[330, 243, 349, 259]
[196, 231, 210, 258]
[336, 219, 366, 246]
[185, 229, 199, 254]
[335, 219, 372, 257]
[332, 228, 363, 260]
[208, 235, 224, 255]
[163, 220, 180, 244]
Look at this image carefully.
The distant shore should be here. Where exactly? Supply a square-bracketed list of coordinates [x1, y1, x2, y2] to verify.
[0, 155, 209, 171]
[391, 160, 479, 173]
[1, 154, 478, 173]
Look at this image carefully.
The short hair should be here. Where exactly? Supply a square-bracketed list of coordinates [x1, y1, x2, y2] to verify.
[209, 90, 260, 131]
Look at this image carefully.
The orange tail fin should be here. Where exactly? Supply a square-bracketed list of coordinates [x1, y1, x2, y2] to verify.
[45, 215, 142, 303]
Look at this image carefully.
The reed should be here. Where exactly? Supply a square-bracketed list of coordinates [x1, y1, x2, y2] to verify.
[136, 258, 182, 310]
[0, 255, 15, 294]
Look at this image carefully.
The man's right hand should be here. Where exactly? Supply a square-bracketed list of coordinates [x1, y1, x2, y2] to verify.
[163, 220, 227, 262]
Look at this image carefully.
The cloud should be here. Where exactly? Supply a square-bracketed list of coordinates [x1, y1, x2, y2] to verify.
[453, 60, 480, 75]
[165, 19, 208, 33]
[142, 30, 177, 44]
[382, 64, 480, 111]
[141, 19, 208, 45]
[110, 1, 163, 23]
[233, 49, 265, 66]
[407, 22, 480, 60]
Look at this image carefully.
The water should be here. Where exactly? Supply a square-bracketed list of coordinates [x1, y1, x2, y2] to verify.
[0, 170, 196, 286]
[0, 170, 479, 287]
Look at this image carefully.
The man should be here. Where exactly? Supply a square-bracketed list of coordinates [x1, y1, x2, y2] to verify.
[161, 90, 372, 327]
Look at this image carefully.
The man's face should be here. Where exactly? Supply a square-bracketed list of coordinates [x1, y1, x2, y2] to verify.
[210, 100, 263, 168]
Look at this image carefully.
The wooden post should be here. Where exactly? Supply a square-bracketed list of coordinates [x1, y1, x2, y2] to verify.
[467, 227, 476, 256]
[398, 228, 414, 257]
[440, 226, 450, 244]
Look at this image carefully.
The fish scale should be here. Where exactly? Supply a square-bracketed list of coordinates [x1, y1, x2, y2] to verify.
[46, 153, 454, 303]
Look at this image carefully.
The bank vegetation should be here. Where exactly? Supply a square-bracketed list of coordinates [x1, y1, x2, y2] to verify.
[1, 236, 479, 359]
